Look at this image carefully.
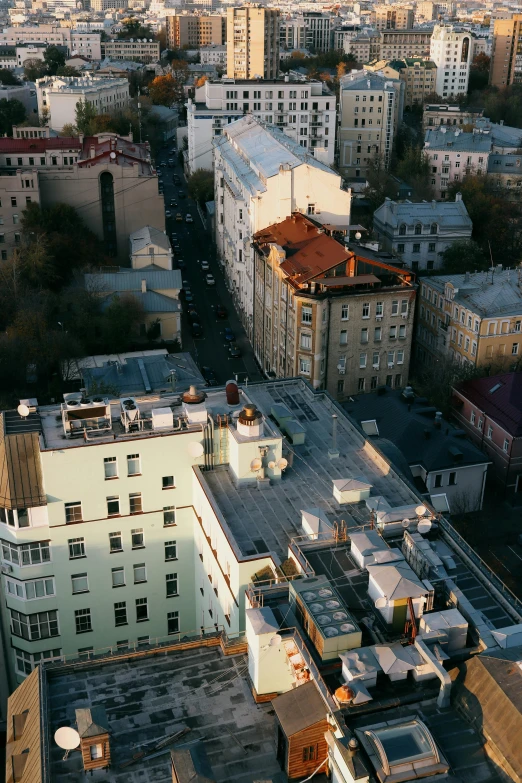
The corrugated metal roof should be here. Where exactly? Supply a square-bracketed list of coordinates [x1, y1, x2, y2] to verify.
[456, 373, 522, 437]
[129, 225, 171, 254]
[86, 269, 182, 294]
[424, 128, 492, 151]
[426, 270, 522, 317]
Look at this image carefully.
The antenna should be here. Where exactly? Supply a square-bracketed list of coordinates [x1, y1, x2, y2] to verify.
[277, 457, 288, 471]
[250, 458, 262, 472]
[17, 404, 30, 419]
[54, 726, 80, 760]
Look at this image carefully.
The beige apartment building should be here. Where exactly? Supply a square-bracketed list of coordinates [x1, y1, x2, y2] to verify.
[371, 5, 415, 30]
[100, 39, 160, 64]
[379, 29, 432, 60]
[166, 14, 225, 50]
[0, 170, 39, 258]
[367, 58, 437, 109]
[227, 6, 280, 80]
[253, 212, 416, 399]
[490, 14, 522, 87]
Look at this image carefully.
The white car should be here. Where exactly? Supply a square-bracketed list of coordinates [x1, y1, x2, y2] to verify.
[201, 260, 209, 271]
[165, 210, 172, 218]
[185, 214, 193, 223]
[206, 274, 215, 286]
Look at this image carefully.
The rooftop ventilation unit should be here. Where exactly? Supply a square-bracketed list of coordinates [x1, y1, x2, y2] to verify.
[62, 395, 111, 438]
[120, 397, 141, 432]
[237, 403, 263, 438]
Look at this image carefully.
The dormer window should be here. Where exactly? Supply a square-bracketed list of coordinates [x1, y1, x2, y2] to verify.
[415, 224, 422, 235]
[399, 223, 406, 236]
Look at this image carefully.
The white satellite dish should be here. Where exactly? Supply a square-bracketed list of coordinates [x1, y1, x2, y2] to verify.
[187, 441, 204, 458]
[55, 726, 80, 750]
[270, 633, 282, 646]
[375, 597, 387, 608]
[110, 151, 116, 159]
[417, 519, 432, 535]
[277, 458, 288, 471]
[250, 457, 262, 472]
[17, 404, 30, 419]
[415, 504, 427, 516]
[401, 518, 410, 528]
[267, 460, 276, 469]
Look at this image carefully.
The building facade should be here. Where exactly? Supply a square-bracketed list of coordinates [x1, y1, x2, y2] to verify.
[0, 170, 39, 258]
[423, 103, 484, 130]
[367, 58, 437, 109]
[424, 128, 491, 198]
[213, 115, 351, 338]
[371, 5, 415, 31]
[186, 77, 336, 172]
[166, 14, 225, 49]
[379, 29, 432, 60]
[200, 44, 227, 65]
[0, 26, 101, 60]
[373, 194, 472, 271]
[100, 39, 160, 64]
[253, 213, 416, 398]
[490, 15, 522, 88]
[36, 75, 130, 131]
[226, 6, 280, 80]
[338, 70, 403, 179]
[429, 24, 471, 98]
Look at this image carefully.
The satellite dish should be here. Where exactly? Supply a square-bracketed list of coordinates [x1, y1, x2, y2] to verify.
[110, 151, 116, 159]
[17, 404, 30, 419]
[250, 458, 262, 472]
[269, 633, 282, 646]
[417, 519, 432, 535]
[267, 460, 276, 469]
[415, 504, 427, 516]
[375, 597, 387, 608]
[277, 458, 288, 471]
[402, 518, 410, 528]
[54, 726, 80, 750]
[187, 441, 204, 458]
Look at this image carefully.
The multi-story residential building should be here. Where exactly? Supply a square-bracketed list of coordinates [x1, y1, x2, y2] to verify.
[423, 103, 484, 130]
[473, 117, 522, 152]
[415, 270, 522, 373]
[279, 13, 336, 54]
[186, 77, 336, 172]
[165, 14, 225, 50]
[367, 58, 437, 109]
[416, 2, 442, 22]
[0, 170, 39, 258]
[100, 39, 160, 64]
[371, 5, 415, 31]
[347, 31, 381, 63]
[226, 6, 280, 80]
[488, 152, 522, 198]
[0, 133, 164, 261]
[333, 25, 361, 53]
[490, 14, 522, 88]
[36, 75, 130, 131]
[91, 0, 127, 10]
[252, 212, 416, 397]
[379, 29, 432, 60]
[373, 194, 472, 271]
[200, 44, 227, 65]
[0, 26, 101, 60]
[429, 24, 471, 98]
[213, 115, 351, 338]
[338, 70, 403, 179]
[424, 128, 491, 198]
[453, 373, 522, 500]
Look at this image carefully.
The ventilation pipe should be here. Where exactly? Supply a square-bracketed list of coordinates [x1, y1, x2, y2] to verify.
[414, 637, 451, 707]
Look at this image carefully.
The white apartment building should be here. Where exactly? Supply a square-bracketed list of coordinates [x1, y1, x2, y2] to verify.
[213, 115, 351, 338]
[338, 70, 403, 179]
[333, 26, 361, 54]
[430, 24, 471, 98]
[200, 44, 227, 65]
[186, 77, 336, 173]
[36, 75, 130, 131]
[280, 12, 336, 54]
[424, 127, 491, 198]
[0, 26, 102, 60]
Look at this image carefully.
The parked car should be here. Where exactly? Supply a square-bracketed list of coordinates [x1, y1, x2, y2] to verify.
[175, 213, 183, 222]
[205, 273, 215, 286]
[228, 343, 241, 359]
[177, 259, 185, 269]
[188, 308, 199, 324]
[168, 158, 174, 166]
[201, 366, 218, 386]
[216, 304, 227, 319]
[191, 322, 202, 338]
[170, 199, 177, 207]
[173, 245, 181, 253]
[165, 209, 172, 218]
[184, 291, 194, 304]
[224, 326, 235, 342]
[179, 191, 186, 199]
[201, 260, 209, 271]
[186, 214, 193, 223]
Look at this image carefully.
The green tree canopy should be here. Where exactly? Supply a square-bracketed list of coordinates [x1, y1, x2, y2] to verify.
[118, 17, 153, 39]
[102, 294, 146, 352]
[0, 98, 26, 136]
[187, 169, 214, 206]
[441, 240, 489, 274]
[43, 45, 66, 75]
[56, 65, 80, 77]
[394, 145, 434, 200]
[0, 69, 20, 85]
[23, 58, 47, 82]
[75, 99, 97, 134]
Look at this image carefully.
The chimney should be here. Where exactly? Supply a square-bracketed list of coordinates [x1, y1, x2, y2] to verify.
[90, 145, 96, 158]
[141, 279, 147, 293]
[455, 192, 462, 201]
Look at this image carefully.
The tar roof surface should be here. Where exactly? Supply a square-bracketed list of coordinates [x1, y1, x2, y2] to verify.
[456, 373, 522, 437]
[272, 680, 327, 736]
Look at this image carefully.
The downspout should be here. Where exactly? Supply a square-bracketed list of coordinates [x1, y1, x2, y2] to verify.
[323, 295, 331, 392]
[414, 637, 451, 708]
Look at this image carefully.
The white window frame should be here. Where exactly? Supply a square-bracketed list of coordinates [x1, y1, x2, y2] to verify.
[5, 575, 55, 600]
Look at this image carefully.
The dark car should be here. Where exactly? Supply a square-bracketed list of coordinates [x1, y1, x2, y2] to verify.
[178, 191, 186, 198]
[177, 258, 186, 269]
[184, 291, 194, 304]
[224, 326, 235, 342]
[191, 322, 203, 338]
[170, 199, 178, 207]
[228, 343, 241, 359]
[201, 366, 218, 386]
[188, 309, 199, 324]
[216, 304, 227, 319]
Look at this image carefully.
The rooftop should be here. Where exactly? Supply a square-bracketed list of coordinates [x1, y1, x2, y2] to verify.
[424, 269, 522, 318]
[424, 103, 484, 114]
[488, 152, 522, 174]
[340, 70, 399, 92]
[474, 117, 522, 148]
[85, 267, 182, 293]
[454, 373, 522, 437]
[130, 224, 171, 254]
[374, 195, 472, 230]
[80, 352, 204, 397]
[424, 128, 492, 151]
[37, 74, 128, 92]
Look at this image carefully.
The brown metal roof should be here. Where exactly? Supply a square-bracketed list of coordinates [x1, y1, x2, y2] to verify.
[5, 667, 42, 783]
[0, 413, 46, 509]
[272, 681, 327, 737]
[319, 274, 381, 287]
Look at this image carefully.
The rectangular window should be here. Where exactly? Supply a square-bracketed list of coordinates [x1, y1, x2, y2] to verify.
[133, 563, 147, 583]
[114, 601, 127, 626]
[68, 538, 85, 559]
[112, 566, 125, 587]
[300, 333, 312, 350]
[162, 475, 175, 489]
[163, 506, 176, 526]
[136, 597, 148, 622]
[512, 343, 519, 355]
[301, 305, 312, 324]
[434, 474, 442, 488]
[340, 330, 348, 345]
[129, 493, 142, 515]
[65, 502, 82, 524]
[391, 300, 399, 315]
[104, 457, 117, 479]
[303, 746, 317, 762]
[361, 328, 368, 343]
[390, 326, 397, 339]
[166, 572, 178, 597]
[503, 439, 509, 453]
[376, 301, 383, 317]
[487, 426, 493, 439]
[358, 378, 365, 392]
[109, 531, 122, 552]
[397, 350, 404, 364]
[359, 352, 367, 369]
[449, 472, 457, 485]
[11, 609, 59, 641]
[168, 610, 179, 635]
[337, 380, 345, 394]
[299, 358, 311, 375]
[165, 540, 177, 561]
[107, 496, 120, 516]
[341, 304, 349, 320]
[75, 608, 92, 634]
[71, 573, 88, 594]
[374, 327, 382, 341]
[399, 325, 406, 339]
[127, 454, 140, 476]
[362, 302, 370, 318]
[131, 528, 144, 548]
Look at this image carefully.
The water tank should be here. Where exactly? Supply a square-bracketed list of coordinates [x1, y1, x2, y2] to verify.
[225, 380, 239, 406]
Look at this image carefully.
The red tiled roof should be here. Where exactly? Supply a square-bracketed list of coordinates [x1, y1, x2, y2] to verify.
[456, 373, 522, 437]
[0, 137, 82, 152]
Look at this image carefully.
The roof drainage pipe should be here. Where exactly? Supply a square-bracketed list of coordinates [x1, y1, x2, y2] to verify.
[360, 616, 386, 644]
[414, 637, 452, 708]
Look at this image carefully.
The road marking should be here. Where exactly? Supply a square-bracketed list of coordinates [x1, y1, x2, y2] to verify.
[508, 545, 522, 563]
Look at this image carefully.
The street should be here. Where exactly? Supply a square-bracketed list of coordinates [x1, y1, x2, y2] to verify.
[155, 145, 263, 386]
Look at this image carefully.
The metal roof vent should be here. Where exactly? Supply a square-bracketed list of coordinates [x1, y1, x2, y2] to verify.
[182, 385, 205, 405]
[237, 403, 263, 438]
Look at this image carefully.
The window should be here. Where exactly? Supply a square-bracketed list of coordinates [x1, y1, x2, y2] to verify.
[391, 300, 399, 315]
[104, 457, 117, 479]
[163, 506, 176, 526]
[362, 302, 370, 318]
[11, 609, 59, 641]
[449, 472, 456, 485]
[133, 563, 147, 584]
[390, 326, 397, 339]
[341, 304, 349, 320]
[162, 475, 175, 489]
[413, 243, 420, 254]
[109, 531, 122, 552]
[374, 327, 382, 342]
[131, 528, 144, 549]
[301, 305, 312, 324]
[112, 566, 125, 587]
[376, 302, 383, 317]
[11, 197, 16, 207]
[503, 439, 510, 453]
[358, 378, 365, 392]
[434, 474, 442, 488]
[337, 380, 345, 394]
[428, 242, 436, 252]
[299, 358, 311, 375]
[114, 601, 127, 626]
[107, 496, 120, 516]
[430, 223, 437, 234]
[512, 343, 519, 355]
[300, 333, 312, 350]
[65, 502, 82, 524]
[399, 223, 406, 236]
[398, 243, 405, 253]
[359, 353, 367, 369]
[75, 608, 92, 634]
[303, 746, 317, 762]
[168, 611, 180, 635]
[129, 493, 142, 515]
[136, 597, 148, 622]
[415, 223, 422, 235]
[361, 328, 368, 343]
[68, 538, 85, 559]
[340, 330, 348, 345]
[165, 540, 177, 561]
[470, 410, 476, 425]
[166, 572, 178, 597]
[127, 454, 140, 476]
[71, 573, 88, 594]
[487, 426, 493, 439]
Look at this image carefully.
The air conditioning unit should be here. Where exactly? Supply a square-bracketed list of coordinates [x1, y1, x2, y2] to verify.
[372, 363, 379, 369]
[375, 315, 383, 321]
[388, 362, 394, 368]
[337, 366, 346, 374]
[1, 564, 13, 574]
[401, 313, 408, 319]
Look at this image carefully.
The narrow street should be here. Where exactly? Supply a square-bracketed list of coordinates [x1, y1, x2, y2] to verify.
[156, 145, 263, 385]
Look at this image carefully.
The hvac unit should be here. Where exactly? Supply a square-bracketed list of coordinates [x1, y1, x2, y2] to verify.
[1, 564, 13, 574]
[375, 315, 383, 321]
[402, 313, 408, 319]
[388, 362, 394, 368]
[372, 363, 380, 369]
[337, 366, 346, 374]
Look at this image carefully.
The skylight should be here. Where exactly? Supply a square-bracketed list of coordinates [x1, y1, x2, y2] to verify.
[489, 383, 503, 394]
[365, 719, 442, 778]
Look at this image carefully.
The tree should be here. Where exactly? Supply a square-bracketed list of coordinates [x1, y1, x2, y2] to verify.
[0, 69, 20, 85]
[59, 123, 77, 137]
[412, 356, 483, 418]
[43, 46, 66, 75]
[169, 60, 189, 104]
[75, 99, 97, 134]
[24, 58, 47, 82]
[364, 155, 395, 213]
[102, 294, 146, 351]
[149, 73, 177, 106]
[56, 66, 79, 77]
[394, 145, 434, 200]
[0, 98, 26, 136]
[336, 62, 347, 79]
[187, 169, 214, 205]
[441, 240, 489, 273]
[118, 17, 153, 40]
[194, 74, 209, 89]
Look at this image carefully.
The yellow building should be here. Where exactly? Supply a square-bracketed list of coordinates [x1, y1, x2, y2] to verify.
[166, 14, 225, 50]
[366, 58, 437, 108]
[416, 270, 522, 371]
[227, 6, 280, 80]
[371, 5, 415, 31]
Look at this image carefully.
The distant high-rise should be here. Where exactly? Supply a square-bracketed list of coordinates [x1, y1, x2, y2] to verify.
[490, 14, 522, 87]
[371, 5, 415, 30]
[165, 14, 225, 50]
[429, 24, 471, 98]
[226, 6, 280, 80]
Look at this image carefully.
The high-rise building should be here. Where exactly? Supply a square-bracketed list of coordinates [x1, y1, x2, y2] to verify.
[490, 14, 522, 87]
[226, 6, 280, 80]
[429, 24, 471, 98]
[371, 5, 415, 31]
[165, 14, 225, 50]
